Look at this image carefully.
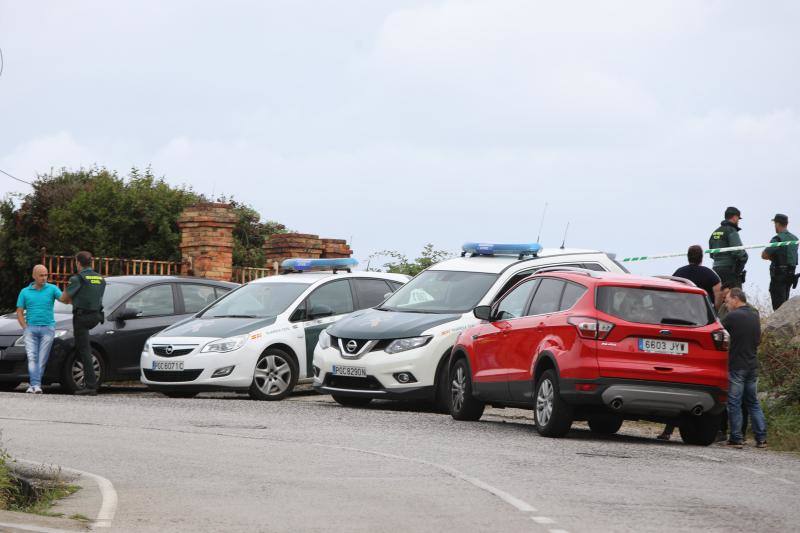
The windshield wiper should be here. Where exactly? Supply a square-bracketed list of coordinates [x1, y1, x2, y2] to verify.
[208, 314, 259, 319]
[660, 317, 697, 326]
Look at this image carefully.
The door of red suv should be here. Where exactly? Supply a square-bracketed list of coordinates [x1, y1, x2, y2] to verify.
[592, 284, 727, 388]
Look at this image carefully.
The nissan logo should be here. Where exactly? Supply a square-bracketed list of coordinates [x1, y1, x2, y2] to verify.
[346, 340, 358, 353]
[165, 345, 174, 355]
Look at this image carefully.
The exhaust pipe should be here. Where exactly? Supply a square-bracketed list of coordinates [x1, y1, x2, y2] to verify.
[610, 398, 623, 411]
[690, 405, 704, 416]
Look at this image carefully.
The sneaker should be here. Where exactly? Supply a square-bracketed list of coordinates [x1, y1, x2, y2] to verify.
[33, 386, 43, 394]
[725, 440, 744, 449]
[25, 386, 35, 393]
[756, 441, 768, 449]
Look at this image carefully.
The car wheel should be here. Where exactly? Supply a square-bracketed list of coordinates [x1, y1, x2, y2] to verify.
[332, 395, 373, 407]
[162, 391, 198, 399]
[0, 381, 21, 391]
[62, 350, 104, 394]
[534, 369, 573, 437]
[449, 359, 485, 421]
[587, 413, 624, 435]
[248, 348, 298, 401]
[679, 413, 721, 446]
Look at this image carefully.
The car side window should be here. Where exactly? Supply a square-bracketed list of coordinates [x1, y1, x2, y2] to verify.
[496, 280, 539, 320]
[492, 269, 537, 303]
[181, 284, 218, 314]
[388, 281, 404, 292]
[559, 281, 587, 311]
[214, 287, 232, 299]
[353, 278, 393, 310]
[124, 284, 175, 317]
[527, 278, 565, 316]
[581, 263, 607, 272]
[306, 280, 354, 317]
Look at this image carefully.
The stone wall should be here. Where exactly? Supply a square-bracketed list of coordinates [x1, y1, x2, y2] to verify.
[177, 203, 237, 281]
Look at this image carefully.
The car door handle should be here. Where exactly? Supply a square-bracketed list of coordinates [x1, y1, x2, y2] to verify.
[654, 366, 673, 372]
[472, 334, 480, 340]
[105, 331, 115, 335]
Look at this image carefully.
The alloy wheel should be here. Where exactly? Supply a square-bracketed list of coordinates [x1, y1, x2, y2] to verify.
[72, 354, 101, 389]
[253, 354, 292, 396]
[451, 366, 466, 413]
[536, 378, 554, 426]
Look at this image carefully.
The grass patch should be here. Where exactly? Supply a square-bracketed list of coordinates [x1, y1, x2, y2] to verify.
[70, 513, 91, 522]
[763, 400, 800, 453]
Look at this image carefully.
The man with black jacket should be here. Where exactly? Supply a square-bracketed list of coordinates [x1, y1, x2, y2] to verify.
[722, 288, 767, 448]
[709, 207, 748, 288]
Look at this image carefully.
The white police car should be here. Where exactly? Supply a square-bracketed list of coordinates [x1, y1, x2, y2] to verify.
[313, 243, 627, 408]
[140, 258, 408, 400]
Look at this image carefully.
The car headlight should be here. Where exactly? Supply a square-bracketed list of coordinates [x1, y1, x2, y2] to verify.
[143, 339, 151, 352]
[201, 335, 247, 353]
[318, 330, 331, 350]
[385, 336, 432, 354]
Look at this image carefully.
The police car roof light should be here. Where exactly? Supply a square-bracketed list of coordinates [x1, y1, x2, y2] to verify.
[281, 257, 359, 274]
[461, 242, 542, 259]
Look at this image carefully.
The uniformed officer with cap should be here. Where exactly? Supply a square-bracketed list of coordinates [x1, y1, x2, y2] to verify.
[63, 250, 106, 395]
[709, 207, 748, 288]
[762, 213, 798, 310]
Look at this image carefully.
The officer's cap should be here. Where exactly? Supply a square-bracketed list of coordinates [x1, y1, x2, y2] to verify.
[772, 213, 789, 225]
[724, 206, 742, 219]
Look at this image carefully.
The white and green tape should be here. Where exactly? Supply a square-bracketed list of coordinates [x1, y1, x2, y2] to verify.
[622, 241, 799, 263]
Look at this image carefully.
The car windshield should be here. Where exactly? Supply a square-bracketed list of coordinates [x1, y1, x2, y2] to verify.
[595, 286, 715, 326]
[200, 282, 310, 318]
[379, 270, 498, 314]
[53, 281, 135, 315]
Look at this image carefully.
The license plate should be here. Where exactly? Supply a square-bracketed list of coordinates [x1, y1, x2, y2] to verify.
[332, 365, 367, 377]
[152, 361, 184, 371]
[638, 338, 688, 355]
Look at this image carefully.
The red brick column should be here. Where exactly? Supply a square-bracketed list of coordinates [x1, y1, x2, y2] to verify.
[264, 234, 352, 269]
[177, 203, 237, 281]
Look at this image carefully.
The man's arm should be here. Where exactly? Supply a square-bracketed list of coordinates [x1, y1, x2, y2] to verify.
[712, 282, 722, 309]
[59, 291, 71, 304]
[762, 236, 779, 260]
[728, 230, 747, 261]
[62, 275, 80, 304]
[16, 307, 26, 329]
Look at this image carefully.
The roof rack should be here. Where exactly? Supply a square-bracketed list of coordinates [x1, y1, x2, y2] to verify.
[653, 275, 697, 287]
[534, 266, 598, 278]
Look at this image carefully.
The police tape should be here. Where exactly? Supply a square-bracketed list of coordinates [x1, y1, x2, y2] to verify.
[621, 241, 800, 263]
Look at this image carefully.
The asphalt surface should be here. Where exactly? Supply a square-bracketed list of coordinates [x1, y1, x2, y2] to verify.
[1, 385, 798, 533]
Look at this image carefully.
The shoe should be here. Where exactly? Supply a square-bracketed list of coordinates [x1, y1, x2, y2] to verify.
[74, 388, 97, 396]
[715, 431, 728, 443]
[725, 440, 744, 448]
[33, 386, 43, 394]
[25, 386, 35, 393]
[756, 441, 768, 449]
[656, 432, 672, 441]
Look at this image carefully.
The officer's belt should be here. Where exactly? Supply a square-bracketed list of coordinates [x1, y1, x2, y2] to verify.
[73, 308, 101, 315]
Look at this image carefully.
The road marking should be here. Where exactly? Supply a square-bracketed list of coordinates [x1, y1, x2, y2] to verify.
[739, 466, 767, 475]
[776, 478, 796, 485]
[531, 516, 556, 524]
[16, 459, 117, 529]
[0, 523, 75, 533]
[549, 529, 571, 533]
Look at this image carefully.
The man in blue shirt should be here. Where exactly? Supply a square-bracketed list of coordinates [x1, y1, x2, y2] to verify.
[15, 264, 66, 393]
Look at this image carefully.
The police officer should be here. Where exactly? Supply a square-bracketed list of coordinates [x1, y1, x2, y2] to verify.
[63, 251, 106, 395]
[762, 214, 798, 311]
[709, 207, 748, 288]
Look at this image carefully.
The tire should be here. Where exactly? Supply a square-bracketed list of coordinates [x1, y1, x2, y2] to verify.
[449, 358, 485, 421]
[534, 369, 573, 437]
[162, 391, 198, 399]
[587, 413, 624, 435]
[332, 395, 373, 407]
[248, 348, 298, 401]
[679, 413, 722, 446]
[0, 381, 21, 392]
[62, 350, 104, 394]
[433, 359, 451, 413]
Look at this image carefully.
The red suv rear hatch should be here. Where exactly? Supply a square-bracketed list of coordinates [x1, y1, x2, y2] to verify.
[591, 283, 727, 389]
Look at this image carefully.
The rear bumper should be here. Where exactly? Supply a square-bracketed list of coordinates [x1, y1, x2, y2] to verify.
[560, 378, 726, 417]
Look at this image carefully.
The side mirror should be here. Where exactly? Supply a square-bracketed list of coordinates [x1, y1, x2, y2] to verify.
[473, 305, 492, 321]
[308, 304, 334, 320]
[116, 307, 141, 321]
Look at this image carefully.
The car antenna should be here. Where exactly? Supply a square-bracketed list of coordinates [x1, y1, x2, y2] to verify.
[536, 202, 548, 244]
[560, 222, 570, 250]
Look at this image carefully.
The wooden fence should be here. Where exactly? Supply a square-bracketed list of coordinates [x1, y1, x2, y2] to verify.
[42, 250, 181, 289]
[231, 265, 277, 284]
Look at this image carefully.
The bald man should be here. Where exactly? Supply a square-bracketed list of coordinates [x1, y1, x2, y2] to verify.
[16, 265, 65, 393]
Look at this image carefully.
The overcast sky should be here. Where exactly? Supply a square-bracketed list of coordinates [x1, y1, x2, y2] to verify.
[1, 1, 798, 300]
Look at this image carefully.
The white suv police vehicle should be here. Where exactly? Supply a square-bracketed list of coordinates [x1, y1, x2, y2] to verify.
[313, 243, 627, 409]
[141, 259, 408, 400]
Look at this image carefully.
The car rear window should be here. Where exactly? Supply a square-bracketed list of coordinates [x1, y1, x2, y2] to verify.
[595, 286, 714, 326]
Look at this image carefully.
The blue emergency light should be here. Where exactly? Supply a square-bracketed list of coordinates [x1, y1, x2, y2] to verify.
[461, 242, 541, 259]
[281, 257, 358, 273]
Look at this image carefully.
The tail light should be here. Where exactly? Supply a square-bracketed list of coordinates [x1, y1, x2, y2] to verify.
[711, 328, 730, 351]
[568, 316, 614, 340]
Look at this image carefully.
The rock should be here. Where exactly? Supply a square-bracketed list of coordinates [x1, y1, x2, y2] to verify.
[763, 295, 800, 341]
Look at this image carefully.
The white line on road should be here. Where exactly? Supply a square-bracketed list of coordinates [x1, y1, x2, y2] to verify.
[531, 516, 556, 524]
[776, 478, 796, 485]
[0, 522, 75, 533]
[739, 466, 767, 475]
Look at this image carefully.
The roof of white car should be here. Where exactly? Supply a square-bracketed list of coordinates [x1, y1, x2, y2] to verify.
[429, 248, 609, 274]
[248, 271, 409, 285]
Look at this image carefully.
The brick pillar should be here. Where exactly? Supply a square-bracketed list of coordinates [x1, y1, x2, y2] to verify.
[177, 203, 237, 281]
[264, 234, 353, 270]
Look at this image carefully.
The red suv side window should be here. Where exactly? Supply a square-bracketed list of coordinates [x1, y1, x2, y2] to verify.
[528, 278, 564, 315]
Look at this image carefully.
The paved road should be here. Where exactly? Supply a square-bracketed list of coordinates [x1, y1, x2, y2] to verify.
[1, 386, 798, 533]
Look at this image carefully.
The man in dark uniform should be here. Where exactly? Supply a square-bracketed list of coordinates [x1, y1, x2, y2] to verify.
[63, 251, 106, 395]
[709, 207, 748, 288]
[761, 213, 798, 311]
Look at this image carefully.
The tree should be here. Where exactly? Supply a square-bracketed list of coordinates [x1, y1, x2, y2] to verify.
[369, 244, 452, 277]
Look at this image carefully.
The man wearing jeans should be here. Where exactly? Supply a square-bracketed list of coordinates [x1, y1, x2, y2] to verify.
[721, 288, 768, 448]
[15, 265, 63, 394]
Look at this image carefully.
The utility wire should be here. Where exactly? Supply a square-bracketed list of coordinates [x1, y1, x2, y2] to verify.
[0, 168, 33, 186]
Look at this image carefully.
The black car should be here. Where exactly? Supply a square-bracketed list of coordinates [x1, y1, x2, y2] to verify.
[0, 276, 238, 393]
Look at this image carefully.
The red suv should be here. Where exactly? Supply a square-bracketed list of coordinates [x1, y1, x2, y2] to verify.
[448, 268, 729, 445]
